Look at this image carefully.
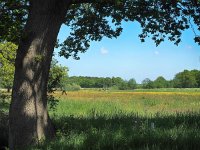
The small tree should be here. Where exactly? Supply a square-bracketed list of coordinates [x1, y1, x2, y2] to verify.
[118, 81, 129, 90]
[153, 76, 168, 88]
[127, 78, 137, 89]
[48, 58, 68, 92]
[0, 42, 17, 92]
[142, 78, 154, 89]
[47, 58, 68, 110]
[173, 70, 198, 88]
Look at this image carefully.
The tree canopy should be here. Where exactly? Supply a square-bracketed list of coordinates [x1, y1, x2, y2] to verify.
[173, 69, 199, 88]
[153, 76, 168, 88]
[1, 0, 200, 59]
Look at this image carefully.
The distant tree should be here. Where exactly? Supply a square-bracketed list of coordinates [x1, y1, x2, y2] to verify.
[153, 76, 168, 88]
[118, 81, 129, 90]
[168, 80, 175, 88]
[112, 77, 124, 86]
[0, 42, 17, 92]
[196, 71, 200, 87]
[103, 77, 112, 89]
[94, 77, 104, 88]
[190, 70, 200, 87]
[173, 70, 198, 88]
[127, 78, 137, 89]
[142, 78, 154, 89]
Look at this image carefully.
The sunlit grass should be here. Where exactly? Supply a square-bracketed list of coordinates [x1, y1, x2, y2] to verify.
[51, 90, 200, 117]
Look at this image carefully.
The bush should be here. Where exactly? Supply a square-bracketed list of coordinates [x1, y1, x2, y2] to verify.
[0, 111, 8, 149]
[66, 83, 81, 91]
[0, 92, 9, 149]
[110, 85, 119, 90]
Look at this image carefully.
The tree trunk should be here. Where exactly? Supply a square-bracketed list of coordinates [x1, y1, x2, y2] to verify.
[7, 88, 10, 93]
[9, 1, 70, 149]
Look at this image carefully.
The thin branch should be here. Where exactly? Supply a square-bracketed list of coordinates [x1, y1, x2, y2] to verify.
[189, 16, 197, 37]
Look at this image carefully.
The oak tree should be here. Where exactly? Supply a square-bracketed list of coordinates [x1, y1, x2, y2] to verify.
[0, 0, 200, 149]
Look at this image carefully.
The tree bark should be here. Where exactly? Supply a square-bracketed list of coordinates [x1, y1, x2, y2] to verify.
[9, 1, 70, 149]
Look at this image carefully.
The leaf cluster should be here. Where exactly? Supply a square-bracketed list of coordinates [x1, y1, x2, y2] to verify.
[0, 42, 17, 89]
[47, 58, 69, 93]
[0, 0, 28, 44]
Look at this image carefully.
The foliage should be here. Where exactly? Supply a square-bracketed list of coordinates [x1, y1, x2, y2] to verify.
[153, 76, 168, 88]
[67, 76, 137, 90]
[1, 1, 200, 58]
[48, 58, 69, 92]
[47, 58, 69, 111]
[47, 95, 59, 112]
[67, 70, 200, 90]
[173, 70, 199, 88]
[60, 0, 200, 59]
[64, 83, 81, 91]
[127, 78, 137, 89]
[0, 0, 28, 44]
[142, 78, 154, 89]
[118, 81, 129, 90]
[0, 42, 17, 91]
[0, 91, 10, 149]
[140, 70, 200, 89]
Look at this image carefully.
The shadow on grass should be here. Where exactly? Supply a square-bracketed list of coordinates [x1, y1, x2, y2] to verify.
[34, 112, 200, 150]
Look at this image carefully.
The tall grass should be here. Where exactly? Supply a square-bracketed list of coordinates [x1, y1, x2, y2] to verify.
[33, 90, 200, 150]
[1, 89, 200, 149]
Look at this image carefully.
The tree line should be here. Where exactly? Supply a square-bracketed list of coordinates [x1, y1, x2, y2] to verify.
[141, 70, 200, 89]
[67, 76, 137, 90]
[66, 69, 200, 90]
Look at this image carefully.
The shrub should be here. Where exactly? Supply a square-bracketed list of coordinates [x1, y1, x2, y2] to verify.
[66, 83, 81, 91]
[0, 92, 9, 149]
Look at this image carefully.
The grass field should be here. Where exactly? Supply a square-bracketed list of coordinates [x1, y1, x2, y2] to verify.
[1, 89, 200, 149]
[33, 89, 200, 150]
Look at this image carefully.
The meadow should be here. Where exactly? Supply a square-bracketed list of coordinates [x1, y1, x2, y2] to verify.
[1, 89, 200, 149]
[42, 89, 200, 150]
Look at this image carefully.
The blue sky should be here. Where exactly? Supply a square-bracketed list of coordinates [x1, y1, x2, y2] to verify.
[55, 21, 200, 83]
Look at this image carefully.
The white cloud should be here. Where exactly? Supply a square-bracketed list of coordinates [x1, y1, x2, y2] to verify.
[100, 47, 109, 55]
[186, 45, 193, 50]
[154, 51, 159, 55]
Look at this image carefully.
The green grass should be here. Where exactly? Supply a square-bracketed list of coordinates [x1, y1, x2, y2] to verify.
[34, 113, 200, 150]
[39, 90, 200, 150]
[1, 89, 200, 149]
[133, 88, 200, 92]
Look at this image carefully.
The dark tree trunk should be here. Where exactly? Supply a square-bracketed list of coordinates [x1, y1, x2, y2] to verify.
[9, 1, 70, 149]
[7, 88, 11, 93]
